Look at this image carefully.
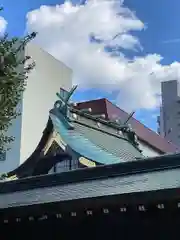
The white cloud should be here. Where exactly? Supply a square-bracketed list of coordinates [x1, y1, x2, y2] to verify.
[26, 0, 180, 111]
[0, 16, 7, 35]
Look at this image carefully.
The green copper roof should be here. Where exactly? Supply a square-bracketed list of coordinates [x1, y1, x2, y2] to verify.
[73, 118, 142, 161]
[49, 85, 143, 165]
[0, 86, 144, 181]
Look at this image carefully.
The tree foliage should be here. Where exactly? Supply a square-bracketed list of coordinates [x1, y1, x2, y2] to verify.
[0, 8, 37, 153]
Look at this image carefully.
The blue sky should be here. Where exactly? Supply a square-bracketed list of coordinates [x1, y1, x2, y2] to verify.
[1, 0, 180, 131]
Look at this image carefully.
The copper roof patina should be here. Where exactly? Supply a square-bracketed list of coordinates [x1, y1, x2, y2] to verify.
[76, 98, 179, 154]
[1, 86, 144, 180]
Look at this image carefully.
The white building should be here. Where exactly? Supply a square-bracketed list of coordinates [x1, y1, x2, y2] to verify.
[0, 43, 72, 173]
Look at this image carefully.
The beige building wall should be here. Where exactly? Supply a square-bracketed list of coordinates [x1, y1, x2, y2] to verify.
[1, 43, 72, 173]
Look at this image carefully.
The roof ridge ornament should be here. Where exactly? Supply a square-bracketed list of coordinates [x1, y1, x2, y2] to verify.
[115, 110, 140, 149]
[123, 111, 135, 125]
[50, 85, 78, 130]
[54, 85, 78, 116]
[56, 85, 78, 107]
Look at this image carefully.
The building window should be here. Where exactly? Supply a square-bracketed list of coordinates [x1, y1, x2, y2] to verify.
[0, 152, 6, 161]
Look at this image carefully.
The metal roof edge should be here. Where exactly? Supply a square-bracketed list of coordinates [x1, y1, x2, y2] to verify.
[1, 152, 180, 194]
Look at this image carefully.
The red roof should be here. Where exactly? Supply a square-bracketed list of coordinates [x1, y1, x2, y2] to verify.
[76, 98, 179, 154]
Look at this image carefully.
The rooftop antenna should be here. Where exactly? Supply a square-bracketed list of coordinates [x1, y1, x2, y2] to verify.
[123, 111, 135, 125]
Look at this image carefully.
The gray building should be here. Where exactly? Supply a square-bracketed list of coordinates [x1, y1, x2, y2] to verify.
[158, 80, 180, 146]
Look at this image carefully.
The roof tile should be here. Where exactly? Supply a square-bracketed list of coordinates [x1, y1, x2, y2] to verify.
[77, 99, 179, 154]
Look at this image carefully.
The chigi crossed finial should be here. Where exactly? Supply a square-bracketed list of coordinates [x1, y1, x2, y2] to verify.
[53, 85, 78, 119]
[56, 85, 78, 107]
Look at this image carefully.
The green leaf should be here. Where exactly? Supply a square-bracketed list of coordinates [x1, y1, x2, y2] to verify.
[0, 27, 36, 152]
